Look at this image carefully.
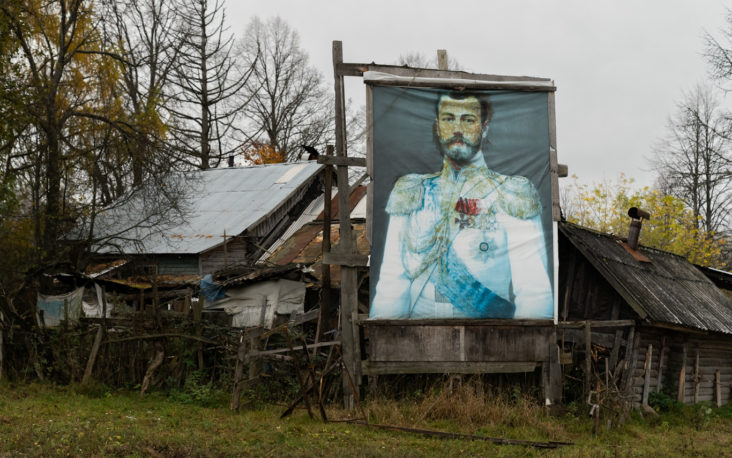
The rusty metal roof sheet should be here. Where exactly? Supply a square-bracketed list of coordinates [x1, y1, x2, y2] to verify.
[266, 222, 369, 287]
[560, 222, 732, 334]
[94, 161, 323, 255]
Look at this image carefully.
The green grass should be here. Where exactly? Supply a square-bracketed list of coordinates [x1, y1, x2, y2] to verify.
[0, 383, 730, 456]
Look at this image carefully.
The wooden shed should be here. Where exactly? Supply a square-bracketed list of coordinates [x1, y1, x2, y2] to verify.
[559, 222, 732, 407]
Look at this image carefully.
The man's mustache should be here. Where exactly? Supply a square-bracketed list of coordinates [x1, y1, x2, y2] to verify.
[447, 134, 477, 146]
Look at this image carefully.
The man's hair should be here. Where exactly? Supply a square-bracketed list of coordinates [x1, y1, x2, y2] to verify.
[435, 91, 493, 124]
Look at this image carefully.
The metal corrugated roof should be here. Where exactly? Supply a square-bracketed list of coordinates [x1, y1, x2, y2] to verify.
[256, 186, 368, 263]
[560, 222, 732, 334]
[266, 222, 370, 287]
[95, 162, 323, 255]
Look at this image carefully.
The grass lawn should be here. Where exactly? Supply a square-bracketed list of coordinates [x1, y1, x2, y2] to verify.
[0, 383, 730, 457]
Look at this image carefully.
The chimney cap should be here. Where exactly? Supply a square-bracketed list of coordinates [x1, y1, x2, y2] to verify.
[628, 207, 650, 220]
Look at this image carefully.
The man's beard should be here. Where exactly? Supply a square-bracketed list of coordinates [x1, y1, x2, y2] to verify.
[439, 135, 481, 165]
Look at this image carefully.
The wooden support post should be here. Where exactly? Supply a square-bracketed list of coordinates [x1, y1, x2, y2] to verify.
[82, 325, 105, 385]
[437, 49, 448, 70]
[195, 294, 204, 369]
[678, 344, 687, 403]
[319, 144, 334, 343]
[333, 40, 361, 410]
[642, 344, 653, 406]
[656, 336, 666, 393]
[584, 321, 592, 395]
[183, 289, 191, 313]
[693, 349, 700, 404]
[715, 369, 722, 408]
[230, 336, 247, 411]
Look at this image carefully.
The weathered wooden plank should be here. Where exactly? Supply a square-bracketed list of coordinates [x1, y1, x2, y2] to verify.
[249, 340, 341, 357]
[365, 319, 554, 327]
[715, 369, 722, 407]
[364, 78, 556, 92]
[678, 344, 688, 403]
[81, 325, 104, 385]
[317, 156, 366, 167]
[584, 322, 592, 395]
[336, 62, 552, 83]
[694, 349, 701, 404]
[642, 344, 653, 406]
[362, 361, 538, 375]
[656, 337, 666, 393]
[557, 320, 635, 328]
[369, 325, 552, 362]
[322, 251, 369, 267]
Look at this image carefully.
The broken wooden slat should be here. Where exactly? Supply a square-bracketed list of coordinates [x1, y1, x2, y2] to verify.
[81, 325, 105, 385]
[642, 344, 653, 406]
[715, 369, 722, 407]
[693, 349, 700, 404]
[140, 342, 164, 396]
[249, 340, 341, 357]
[678, 344, 687, 403]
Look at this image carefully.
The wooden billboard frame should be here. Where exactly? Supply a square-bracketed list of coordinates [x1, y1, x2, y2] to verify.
[326, 41, 562, 408]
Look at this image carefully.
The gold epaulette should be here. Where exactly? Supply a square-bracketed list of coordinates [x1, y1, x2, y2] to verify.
[385, 174, 431, 215]
[497, 175, 542, 219]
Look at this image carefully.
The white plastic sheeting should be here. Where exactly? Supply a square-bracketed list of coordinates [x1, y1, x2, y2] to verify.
[206, 279, 306, 328]
[82, 283, 113, 318]
[37, 288, 84, 327]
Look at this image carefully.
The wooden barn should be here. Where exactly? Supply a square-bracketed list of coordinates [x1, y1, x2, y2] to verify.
[90, 161, 324, 276]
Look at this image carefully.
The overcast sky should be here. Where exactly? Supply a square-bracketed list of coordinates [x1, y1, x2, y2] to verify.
[227, 0, 730, 189]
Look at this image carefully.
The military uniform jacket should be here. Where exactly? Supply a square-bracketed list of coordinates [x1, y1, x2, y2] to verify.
[370, 154, 553, 319]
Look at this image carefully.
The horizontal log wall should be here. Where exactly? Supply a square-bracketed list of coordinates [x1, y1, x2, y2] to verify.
[629, 328, 732, 406]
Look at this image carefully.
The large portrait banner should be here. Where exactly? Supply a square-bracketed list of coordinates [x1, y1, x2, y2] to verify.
[369, 85, 556, 320]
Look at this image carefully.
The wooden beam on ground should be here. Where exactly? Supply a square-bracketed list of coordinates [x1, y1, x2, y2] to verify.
[351, 421, 572, 449]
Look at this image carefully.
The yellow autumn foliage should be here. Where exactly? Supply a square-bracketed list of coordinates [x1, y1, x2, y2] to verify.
[562, 174, 726, 268]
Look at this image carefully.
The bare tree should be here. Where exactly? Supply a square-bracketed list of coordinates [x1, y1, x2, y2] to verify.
[241, 16, 331, 161]
[100, 0, 181, 188]
[651, 84, 731, 234]
[168, 0, 256, 169]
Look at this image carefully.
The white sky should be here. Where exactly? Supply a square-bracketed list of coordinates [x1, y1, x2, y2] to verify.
[226, 0, 731, 189]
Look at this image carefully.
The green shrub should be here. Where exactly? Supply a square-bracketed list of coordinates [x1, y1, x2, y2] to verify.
[648, 391, 682, 413]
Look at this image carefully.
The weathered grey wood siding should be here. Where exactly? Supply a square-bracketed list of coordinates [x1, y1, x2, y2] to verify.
[199, 238, 248, 274]
[629, 328, 732, 406]
[157, 254, 200, 275]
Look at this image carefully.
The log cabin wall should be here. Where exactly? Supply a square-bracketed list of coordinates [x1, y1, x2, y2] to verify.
[628, 328, 732, 407]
